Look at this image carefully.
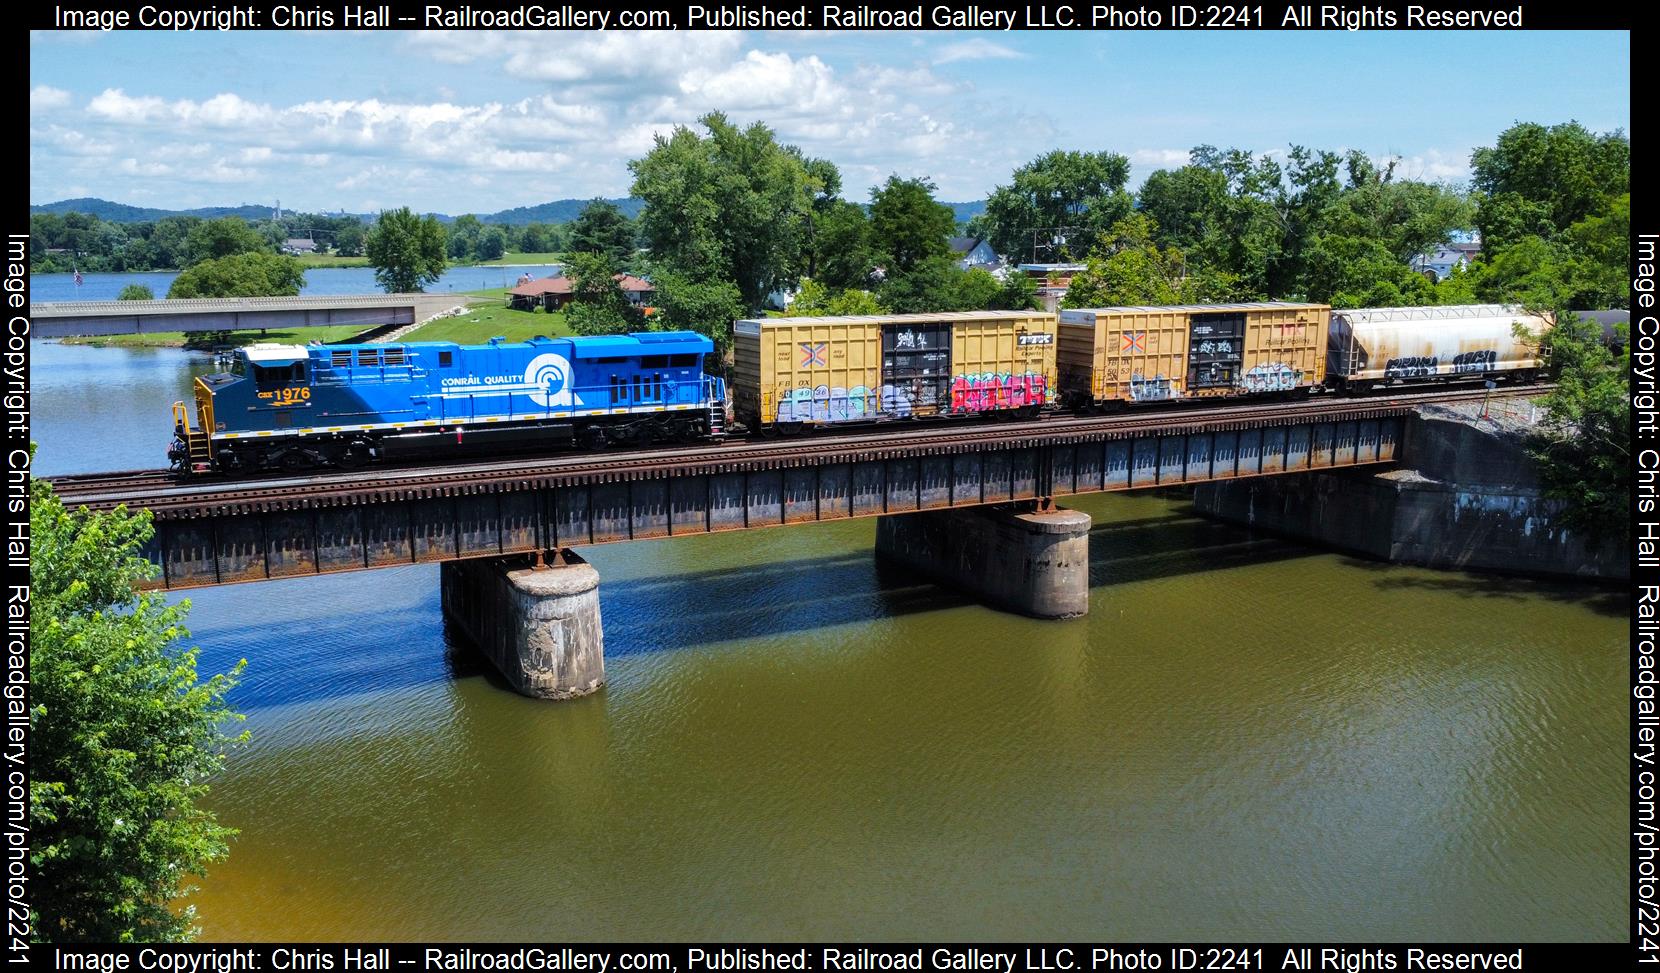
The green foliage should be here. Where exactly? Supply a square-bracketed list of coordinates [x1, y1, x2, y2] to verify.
[651, 271, 746, 362]
[1301, 234, 1438, 307]
[366, 208, 447, 293]
[183, 218, 269, 267]
[784, 278, 886, 317]
[474, 227, 508, 262]
[1472, 121, 1630, 252]
[879, 255, 974, 314]
[868, 175, 955, 276]
[116, 284, 155, 301]
[991, 269, 1040, 311]
[30, 475, 246, 942]
[1527, 315, 1629, 541]
[332, 222, 365, 258]
[976, 149, 1133, 262]
[516, 222, 554, 255]
[165, 252, 305, 299]
[813, 201, 876, 292]
[630, 112, 816, 310]
[561, 251, 642, 337]
[1062, 214, 1238, 308]
[446, 214, 483, 260]
[566, 200, 636, 266]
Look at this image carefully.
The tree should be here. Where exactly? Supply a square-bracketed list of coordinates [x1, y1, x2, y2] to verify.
[1062, 214, 1238, 308]
[868, 175, 955, 277]
[879, 254, 974, 314]
[517, 222, 552, 254]
[117, 284, 155, 301]
[183, 218, 268, 267]
[566, 200, 636, 265]
[784, 278, 885, 318]
[474, 226, 508, 262]
[630, 112, 816, 310]
[333, 222, 366, 258]
[562, 251, 641, 336]
[1526, 315, 1629, 541]
[1472, 121, 1630, 252]
[651, 270, 746, 362]
[166, 252, 305, 299]
[976, 150, 1133, 262]
[814, 201, 877, 292]
[446, 214, 482, 260]
[366, 208, 447, 293]
[30, 474, 246, 942]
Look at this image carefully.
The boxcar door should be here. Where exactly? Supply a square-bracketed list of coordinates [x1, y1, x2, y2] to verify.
[881, 321, 950, 417]
[1187, 312, 1245, 394]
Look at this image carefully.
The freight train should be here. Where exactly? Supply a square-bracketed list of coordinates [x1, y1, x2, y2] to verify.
[167, 304, 1550, 476]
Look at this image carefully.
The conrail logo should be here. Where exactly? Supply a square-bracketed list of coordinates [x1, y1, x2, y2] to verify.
[523, 352, 572, 407]
[435, 353, 574, 407]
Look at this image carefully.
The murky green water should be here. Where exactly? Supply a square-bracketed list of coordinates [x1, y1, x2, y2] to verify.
[35, 343, 1627, 941]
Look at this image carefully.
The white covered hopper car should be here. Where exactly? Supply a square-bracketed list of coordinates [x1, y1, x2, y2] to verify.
[1326, 304, 1552, 392]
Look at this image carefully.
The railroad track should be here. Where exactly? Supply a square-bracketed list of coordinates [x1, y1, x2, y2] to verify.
[46, 384, 1544, 517]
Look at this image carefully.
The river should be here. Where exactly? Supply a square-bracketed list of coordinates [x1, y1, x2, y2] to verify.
[30, 340, 1627, 941]
[31, 264, 560, 303]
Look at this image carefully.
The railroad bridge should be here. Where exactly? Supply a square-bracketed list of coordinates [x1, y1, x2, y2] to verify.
[49, 389, 1490, 700]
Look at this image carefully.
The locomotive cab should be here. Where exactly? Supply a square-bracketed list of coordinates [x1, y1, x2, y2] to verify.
[169, 343, 315, 474]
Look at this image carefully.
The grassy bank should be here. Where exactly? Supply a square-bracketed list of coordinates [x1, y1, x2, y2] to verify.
[293, 253, 371, 268]
[471, 252, 564, 267]
[401, 289, 569, 342]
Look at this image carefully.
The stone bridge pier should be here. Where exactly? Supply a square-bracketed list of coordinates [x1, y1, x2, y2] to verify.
[875, 502, 1092, 619]
[440, 549, 606, 699]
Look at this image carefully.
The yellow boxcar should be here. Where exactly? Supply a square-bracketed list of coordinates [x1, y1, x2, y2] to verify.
[733, 311, 1058, 429]
[1058, 302, 1329, 405]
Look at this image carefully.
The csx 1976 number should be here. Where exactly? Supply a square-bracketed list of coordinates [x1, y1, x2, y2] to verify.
[259, 387, 311, 406]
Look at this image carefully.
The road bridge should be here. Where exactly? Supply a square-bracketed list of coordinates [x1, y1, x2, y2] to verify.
[47, 387, 1510, 699]
[33, 293, 476, 338]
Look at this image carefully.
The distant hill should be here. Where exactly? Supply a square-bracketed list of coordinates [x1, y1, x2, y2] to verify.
[32, 195, 986, 226]
[478, 198, 643, 225]
[29, 197, 284, 223]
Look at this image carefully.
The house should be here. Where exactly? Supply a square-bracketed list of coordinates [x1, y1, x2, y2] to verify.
[282, 238, 319, 255]
[949, 236, 1002, 271]
[1410, 239, 1481, 282]
[1017, 263, 1087, 311]
[507, 274, 656, 312]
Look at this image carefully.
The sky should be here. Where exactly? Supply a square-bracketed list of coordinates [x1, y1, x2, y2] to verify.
[28, 29, 1631, 215]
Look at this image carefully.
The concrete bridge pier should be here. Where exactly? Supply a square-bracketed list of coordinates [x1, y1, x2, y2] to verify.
[440, 550, 606, 700]
[875, 503, 1092, 619]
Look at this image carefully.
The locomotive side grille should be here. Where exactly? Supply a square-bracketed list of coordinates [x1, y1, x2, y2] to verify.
[330, 350, 352, 368]
[384, 347, 406, 366]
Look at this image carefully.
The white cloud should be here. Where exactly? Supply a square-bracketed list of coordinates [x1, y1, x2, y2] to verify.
[39, 33, 1023, 208]
[1130, 149, 1190, 167]
[30, 85, 71, 112]
[935, 39, 1024, 64]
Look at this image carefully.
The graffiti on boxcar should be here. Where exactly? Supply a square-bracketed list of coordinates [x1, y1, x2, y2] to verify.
[1129, 374, 1177, 401]
[1239, 362, 1301, 393]
[1452, 349, 1498, 373]
[1384, 356, 1439, 378]
[950, 371, 1048, 412]
[1196, 340, 1234, 355]
[775, 385, 878, 423]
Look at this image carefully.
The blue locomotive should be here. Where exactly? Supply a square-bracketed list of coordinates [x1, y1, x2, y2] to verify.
[169, 332, 726, 474]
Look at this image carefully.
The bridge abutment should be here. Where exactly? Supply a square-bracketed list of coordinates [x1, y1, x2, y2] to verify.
[875, 503, 1091, 619]
[440, 550, 606, 699]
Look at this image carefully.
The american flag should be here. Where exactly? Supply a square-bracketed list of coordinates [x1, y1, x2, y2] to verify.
[73, 267, 83, 286]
